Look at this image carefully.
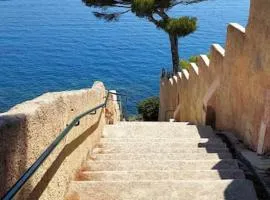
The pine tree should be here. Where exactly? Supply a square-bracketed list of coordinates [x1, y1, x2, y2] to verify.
[83, 0, 205, 73]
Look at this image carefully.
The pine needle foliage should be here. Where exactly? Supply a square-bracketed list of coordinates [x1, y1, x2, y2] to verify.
[132, 0, 155, 16]
[159, 17, 197, 36]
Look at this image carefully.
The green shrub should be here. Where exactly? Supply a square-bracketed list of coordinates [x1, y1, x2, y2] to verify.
[179, 54, 209, 71]
[188, 55, 198, 63]
[179, 56, 198, 71]
[137, 97, 159, 121]
[128, 115, 142, 121]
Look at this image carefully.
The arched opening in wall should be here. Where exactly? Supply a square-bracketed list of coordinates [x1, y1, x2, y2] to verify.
[205, 105, 216, 129]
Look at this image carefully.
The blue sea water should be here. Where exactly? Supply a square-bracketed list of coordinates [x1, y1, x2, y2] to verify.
[0, 0, 249, 114]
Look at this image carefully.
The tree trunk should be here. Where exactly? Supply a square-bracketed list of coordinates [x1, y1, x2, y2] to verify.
[169, 34, 179, 74]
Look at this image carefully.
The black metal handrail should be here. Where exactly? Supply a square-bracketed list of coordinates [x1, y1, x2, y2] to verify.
[2, 90, 124, 200]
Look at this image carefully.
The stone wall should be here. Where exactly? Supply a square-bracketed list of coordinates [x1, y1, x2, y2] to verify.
[159, 0, 270, 154]
[0, 81, 120, 199]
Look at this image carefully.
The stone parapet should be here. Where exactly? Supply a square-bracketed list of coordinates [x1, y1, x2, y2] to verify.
[0, 82, 120, 199]
[159, 0, 270, 153]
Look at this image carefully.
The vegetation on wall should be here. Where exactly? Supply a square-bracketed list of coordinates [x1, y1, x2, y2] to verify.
[137, 96, 159, 121]
[179, 53, 210, 70]
[179, 55, 198, 70]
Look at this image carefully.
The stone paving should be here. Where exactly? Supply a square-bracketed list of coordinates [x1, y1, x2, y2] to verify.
[65, 122, 257, 200]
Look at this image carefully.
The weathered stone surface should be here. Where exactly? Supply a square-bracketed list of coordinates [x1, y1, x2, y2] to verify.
[98, 141, 227, 148]
[103, 123, 215, 138]
[90, 152, 233, 160]
[78, 170, 245, 181]
[84, 159, 239, 171]
[100, 137, 224, 143]
[0, 82, 120, 199]
[159, 0, 270, 153]
[93, 146, 229, 154]
[66, 122, 256, 199]
[66, 180, 257, 200]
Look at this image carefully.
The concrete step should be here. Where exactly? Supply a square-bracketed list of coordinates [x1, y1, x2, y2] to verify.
[100, 137, 224, 144]
[98, 142, 227, 149]
[93, 146, 229, 154]
[83, 159, 239, 171]
[66, 180, 257, 200]
[103, 124, 216, 138]
[77, 170, 245, 181]
[115, 122, 190, 126]
[89, 152, 233, 160]
[110, 122, 191, 128]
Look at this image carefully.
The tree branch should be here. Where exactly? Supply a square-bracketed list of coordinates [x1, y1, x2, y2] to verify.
[93, 9, 130, 21]
[147, 15, 160, 26]
[155, 9, 170, 20]
[112, 4, 131, 8]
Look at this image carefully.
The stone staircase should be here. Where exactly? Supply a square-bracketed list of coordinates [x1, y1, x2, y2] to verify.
[65, 122, 257, 200]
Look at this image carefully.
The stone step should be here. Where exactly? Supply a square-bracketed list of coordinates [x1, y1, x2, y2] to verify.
[115, 122, 190, 126]
[97, 142, 227, 149]
[100, 137, 224, 144]
[103, 124, 216, 138]
[77, 170, 245, 181]
[89, 152, 233, 160]
[109, 122, 191, 128]
[66, 180, 257, 200]
[83, 159, 239, 171]
[93, 146, 229, 154]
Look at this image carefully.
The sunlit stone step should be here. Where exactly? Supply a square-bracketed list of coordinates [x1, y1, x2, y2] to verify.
[92, 146, 229, 154]
[89, 152, 233, 161]
[97, 142, 227, 149]
[83, 159, 239, 171]
[65, 122, 257, 200]
[66, 180, 257, 200]
[116, 122, 190, 126]
[100, 137, 224, 143]
[77, 170, 245, 181]
[103, 124, 216, 138]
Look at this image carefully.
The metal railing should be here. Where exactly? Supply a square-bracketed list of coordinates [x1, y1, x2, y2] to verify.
[1, 90, 125, 200]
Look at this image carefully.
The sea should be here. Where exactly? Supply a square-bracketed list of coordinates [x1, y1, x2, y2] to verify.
[0, 0, 250, 114]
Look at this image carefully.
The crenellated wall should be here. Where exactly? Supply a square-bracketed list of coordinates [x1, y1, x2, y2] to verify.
[159, 0, 270, 154]
[0, 82, 120, 199]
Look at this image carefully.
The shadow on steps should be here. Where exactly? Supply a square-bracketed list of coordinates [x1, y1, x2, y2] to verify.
[195, 125, 257, 200]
